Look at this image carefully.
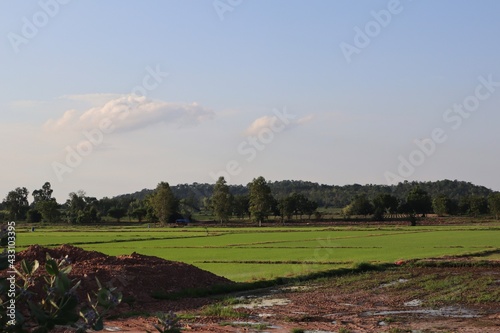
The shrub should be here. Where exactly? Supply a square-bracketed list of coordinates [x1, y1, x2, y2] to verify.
[147, 312, 181, 333]
[0, 228, 121, 332]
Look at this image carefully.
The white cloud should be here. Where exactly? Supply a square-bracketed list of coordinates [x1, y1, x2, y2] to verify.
[244, 113, 313, 136]
[44, 95, 215, 133]
[244, 115, 277, 136]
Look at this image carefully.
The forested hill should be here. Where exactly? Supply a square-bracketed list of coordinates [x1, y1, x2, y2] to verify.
[115, 179, 493, 208]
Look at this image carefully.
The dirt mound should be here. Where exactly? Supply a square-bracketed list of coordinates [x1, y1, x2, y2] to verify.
[18, 244, 108, 263]
[15, 245, 233, 304]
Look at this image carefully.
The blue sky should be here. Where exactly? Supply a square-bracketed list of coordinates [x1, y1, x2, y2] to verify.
[1, 0, 499, 201]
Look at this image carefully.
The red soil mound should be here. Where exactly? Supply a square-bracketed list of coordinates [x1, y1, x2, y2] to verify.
[15, 244, 232, 304]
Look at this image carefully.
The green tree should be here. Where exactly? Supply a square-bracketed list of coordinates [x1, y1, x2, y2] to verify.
[373, 194, 399, 216]
[211, 177, 233, 224]
[458, 196, 471, 215]
[127, 199, 146, 223]
[131, 207, 147, 223]
[149, 182, 178, 225]
[32, 182, 54, 203]
[108, 207, 127, 222]
[37, 200, 61, 223]
[3, 187, 29, 220]
[342, 203, 354, 219]
[145, 199, 157, 223]
[290, 193, 308, 220]
[302, 199, 318, 220]
[64, 191, 101, 224]
[26, 209, 42, 223]
[468, 195, 489, 217]
[277, 193, 317, 222]
[488, 192, 500, 220]
[405, 186, 432, 216]
[128, 199, 147, 223]
[232, 194, 249, 219]
[248, 176, 274, 226]
[65, 191, 87, 223]
[432, 195, 451, 216]
[348, 194, 374, 216]
[32, 182, 60, 223]
[278, 196, 296, 223]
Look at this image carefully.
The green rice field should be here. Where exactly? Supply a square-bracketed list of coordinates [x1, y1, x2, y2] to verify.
[15, 225, 500, 282]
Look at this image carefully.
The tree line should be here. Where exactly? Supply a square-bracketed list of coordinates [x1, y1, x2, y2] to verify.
[1, 178, 500, 224]
[118, 179, 494, 208]
[341, 187, 500, 223]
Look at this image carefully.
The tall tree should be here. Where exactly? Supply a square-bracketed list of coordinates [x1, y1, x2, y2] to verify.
[64, 191, 100, 224]
[32, 182, 54, 203]
[4, 187, 29, 220]
[33, 182, 60, 223]
[148, 182, 178, 225]
[65, 191, 86, 223]
[211, 177, 233, 225]
[248, 176, 274, 226]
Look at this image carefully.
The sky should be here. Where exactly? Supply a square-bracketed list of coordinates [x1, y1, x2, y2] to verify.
[1, 0, 499, 202]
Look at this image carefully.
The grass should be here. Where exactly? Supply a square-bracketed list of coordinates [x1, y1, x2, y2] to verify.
[290, 329, 305, 333]
[152, 262, 393, 300]
[387, 329, 411, 333]
[199, 303, 247, 318]
[321, 263, 500, 308]
[17, 224, 500, 281]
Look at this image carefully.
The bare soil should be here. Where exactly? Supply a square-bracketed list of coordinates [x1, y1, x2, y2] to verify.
[14, 244, 231, 306]
[8, 245, 500, 333]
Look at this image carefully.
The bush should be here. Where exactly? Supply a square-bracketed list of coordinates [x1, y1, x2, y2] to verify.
[0, 229, 121, 332]
[147, 312, 181, 333]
